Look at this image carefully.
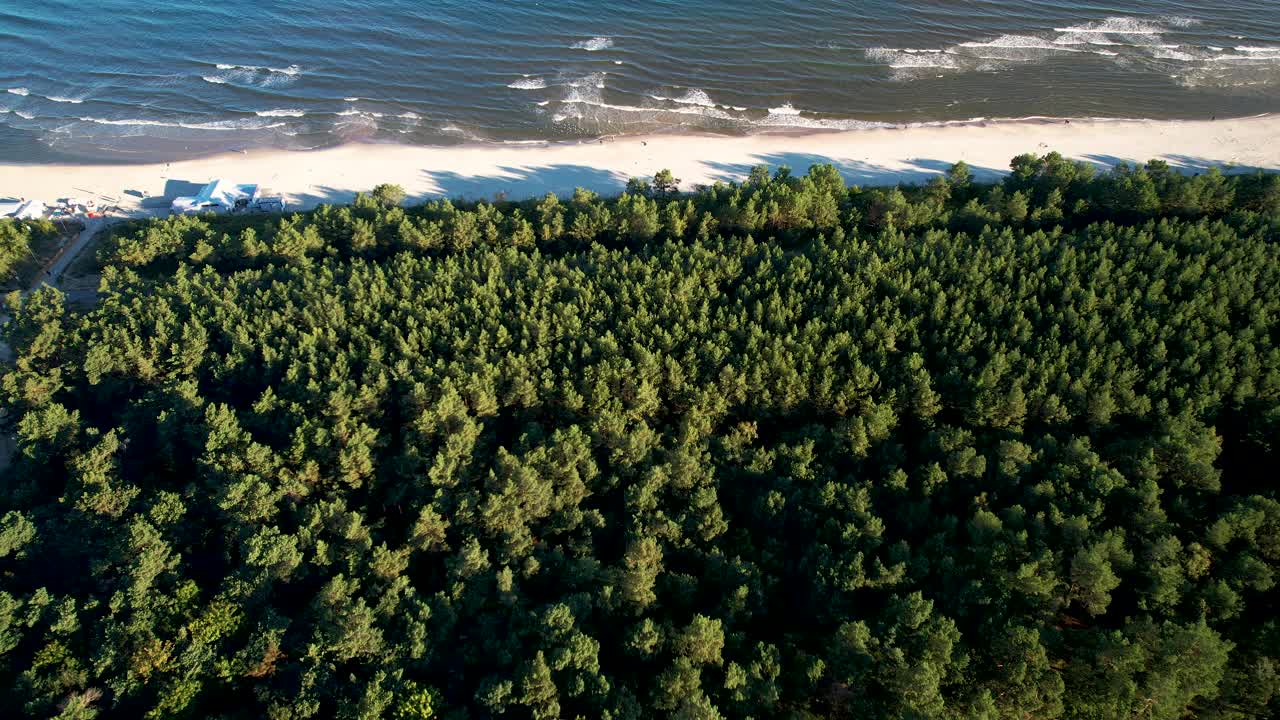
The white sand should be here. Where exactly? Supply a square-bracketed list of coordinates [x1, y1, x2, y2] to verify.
[2, 115, 1278, 213]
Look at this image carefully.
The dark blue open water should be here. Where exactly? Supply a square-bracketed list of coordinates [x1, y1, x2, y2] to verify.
[1, 0, 1278, 162]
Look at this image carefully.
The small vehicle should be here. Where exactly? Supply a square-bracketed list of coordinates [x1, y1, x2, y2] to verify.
[251, 197, 286, 213]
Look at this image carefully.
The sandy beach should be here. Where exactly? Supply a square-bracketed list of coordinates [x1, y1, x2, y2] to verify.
[3, 115, 1278, 214]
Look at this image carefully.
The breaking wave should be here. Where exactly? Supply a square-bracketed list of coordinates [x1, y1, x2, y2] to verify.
[7, 87, 29, 96]
[864, 15, 1280, 88]
[650, 89, 717, 107]
[75, 116, 287, 131]
[202, 63, 303, 88]
[548, 76, 892, 134]
[1053, 17, 1185, 35]
[866, 48, 962, 70]
[671, 89, 715, 107]
[571, 37, 614, 51]
[216, 63, 301, 76]
[508, 77, 548, 90]
[255, 109, 306, 117]
[960, 35, 1085, 52]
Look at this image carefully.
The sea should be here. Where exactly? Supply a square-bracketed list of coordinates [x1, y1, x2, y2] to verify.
[1, 0, 1279, 163]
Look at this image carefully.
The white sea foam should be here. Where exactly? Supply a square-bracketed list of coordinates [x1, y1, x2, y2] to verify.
[1053, 17, 1185, 35]
[867, 47, 962, 70]
[1055, 27, 1160, 35]
[398, 111, 420, 119]
[76, 116, 286, 131]
[15, 111, 34, 120]
[865, 14, 1270, 89]
[536, 101, 551, 107]
[7, 87, 29, 96]
[555, 81, 738, 125]
[959, 35, 1084, 52]
[1211, 54, 1280, 61]
[572, 37, 614, 51]
[216, 63, 301, 76]
[755, 112, 889, 131]
[439, 122, 483, 140]
[558, 101, 735, 120]
[676, 89, 715, 106]
[344, 97, 360, 102]
[566, 72, 608, 90]
[335, 106, 380, 133]
[255, 108, 306, 117]
[553, 94, 897, 132]
[508, 77, 547, 90]
[46, 95, 85, 104]
[1153, 48, 1197, 61]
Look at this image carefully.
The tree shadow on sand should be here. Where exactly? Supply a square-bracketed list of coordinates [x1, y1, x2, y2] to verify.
[700, 153, 1009, 187]
[416, 158, 1016, 202]
[236, 152, 1280, 211]
[419, 165, 631, 203]
[1080, 153, 1277, 174]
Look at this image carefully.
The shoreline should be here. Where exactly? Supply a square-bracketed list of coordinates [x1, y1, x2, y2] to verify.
[2, 114, 1278, 215]
[9, 112, 1272, 169]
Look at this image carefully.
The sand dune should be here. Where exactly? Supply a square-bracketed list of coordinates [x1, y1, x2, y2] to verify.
[2, 115, 1278, 214]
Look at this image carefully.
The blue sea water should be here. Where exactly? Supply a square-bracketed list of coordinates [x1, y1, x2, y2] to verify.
[1, 0, 1278, 162]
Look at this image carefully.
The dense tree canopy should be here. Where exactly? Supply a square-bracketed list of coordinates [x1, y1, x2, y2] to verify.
[0, 219, 60, 287]
[2, 154, 1279, 719]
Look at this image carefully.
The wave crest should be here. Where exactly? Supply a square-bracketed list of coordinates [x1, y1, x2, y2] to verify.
[202, 63, 302, 88]
[650, 89, 718, 107]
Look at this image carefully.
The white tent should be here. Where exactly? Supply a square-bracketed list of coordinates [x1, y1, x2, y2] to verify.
[171, 180, 259, 215]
